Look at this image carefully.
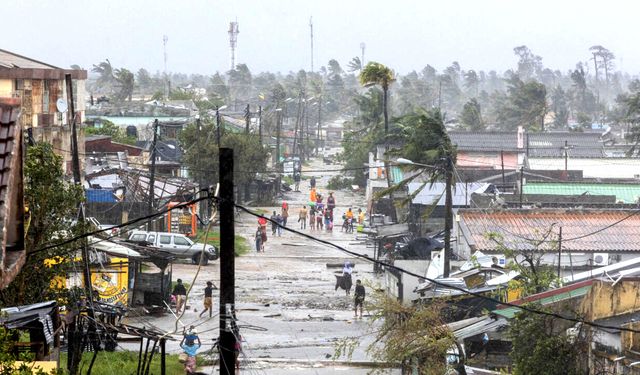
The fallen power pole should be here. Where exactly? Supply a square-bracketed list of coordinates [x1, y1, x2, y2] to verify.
[219, 148, 236, 375]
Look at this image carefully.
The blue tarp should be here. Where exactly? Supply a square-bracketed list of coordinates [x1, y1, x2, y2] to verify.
[86, 189, 116, 203]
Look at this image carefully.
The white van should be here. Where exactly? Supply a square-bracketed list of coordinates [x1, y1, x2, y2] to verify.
[127, 231, 218, 265]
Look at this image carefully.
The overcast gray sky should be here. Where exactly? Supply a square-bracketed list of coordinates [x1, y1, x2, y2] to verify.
[4, 0, 639, 76]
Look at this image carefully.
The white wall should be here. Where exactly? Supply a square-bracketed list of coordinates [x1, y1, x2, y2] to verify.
[529, 158, 640, 179]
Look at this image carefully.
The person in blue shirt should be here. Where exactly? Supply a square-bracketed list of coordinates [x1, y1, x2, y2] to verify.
[180, 326, 201, 374]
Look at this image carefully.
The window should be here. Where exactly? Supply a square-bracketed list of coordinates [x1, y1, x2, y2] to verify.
[159, 235, 171, 245]
[131, 234, 146, 242]
[173, 236, 190, 246]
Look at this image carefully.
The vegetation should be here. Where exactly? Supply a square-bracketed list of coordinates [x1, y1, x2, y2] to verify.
[0, 143, 84, 307]
[487, 228, 559, 296]
[509, 304, 587, 375]
[179, 124, 268, 203]
[384, 109, 457, 207]
[195, 231, 250, 257]
[335, 288, 456, 374]
[59, 351, 187, 375]
[84, 119, 136, 145]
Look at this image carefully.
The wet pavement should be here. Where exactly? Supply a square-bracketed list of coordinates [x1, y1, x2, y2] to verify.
[125, 154, 400, 374]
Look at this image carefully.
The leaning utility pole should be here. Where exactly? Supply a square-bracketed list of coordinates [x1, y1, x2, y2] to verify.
[219, 148, 236, 375]
[147, 119, 159, 231]
[443, 157, 453, 278]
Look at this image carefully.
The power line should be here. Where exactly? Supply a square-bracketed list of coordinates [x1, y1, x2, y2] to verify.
[234, 202, 640, 334]
[29, 193, 210, 257]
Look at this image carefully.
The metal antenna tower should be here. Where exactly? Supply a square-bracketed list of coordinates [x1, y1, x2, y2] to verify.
[309, 17, 314, 72]
[163, 35, 169, 99]
[228, 21, 239, 70]
[360, 42, 366, 67]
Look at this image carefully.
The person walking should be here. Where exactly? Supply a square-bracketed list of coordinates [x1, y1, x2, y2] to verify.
[172, 279, 187, 315]
[299, 205, 308, 229]
[258, 215, 268, 246]
[310, 176, 316, 189]
[270, 211, 278, 236]
[354, 279, 365, 318]
[281, 203, 289, 227]
[255, 225, 263, 252]
[181, 327, 201, 374]
[357, 208, 365, 225]
[327, 192, 336, 212]
[275, 212, 283, 236]
[199, 281, 216, 318]
[293, 171, 301, 192]
[309, 205, 316, 231]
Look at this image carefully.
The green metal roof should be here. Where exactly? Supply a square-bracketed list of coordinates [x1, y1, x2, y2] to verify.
[523, 182, 640, 203]
[493, 285, 592, 319]
[391, 166, 404, 184]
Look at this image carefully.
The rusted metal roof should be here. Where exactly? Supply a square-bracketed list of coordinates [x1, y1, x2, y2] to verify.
[0, 49, 86, 79]
[458, 209, 640, 252]
[0, 97, 25, 288]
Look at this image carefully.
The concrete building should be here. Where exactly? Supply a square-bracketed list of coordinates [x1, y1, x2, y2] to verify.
[455, 209, 640, 272]
[0, 49, 87, 175]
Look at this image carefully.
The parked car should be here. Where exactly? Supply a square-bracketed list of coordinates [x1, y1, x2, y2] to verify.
[127, 231, 218, 265]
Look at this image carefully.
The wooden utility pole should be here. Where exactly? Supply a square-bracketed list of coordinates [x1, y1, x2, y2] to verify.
[316, 98, 322, 155]
[519, 167, 524, 208]
[276, 109, 282, 195]
[443, 158, 453, 278]
[244, 104, 250, 133]
[66, 73, 95, 375]
[147, 119, 159, 231]
[557, 226, 563, 279]
[219, 148, 236, 375]
[216, 106, 222, 146]
[500, 150, 505, 186]
[258, 105, 262, 140]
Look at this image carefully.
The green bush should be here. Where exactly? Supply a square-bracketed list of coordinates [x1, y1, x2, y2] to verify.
[326, 175, 353, 190]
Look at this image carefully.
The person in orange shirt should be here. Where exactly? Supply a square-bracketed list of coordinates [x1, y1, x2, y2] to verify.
[310, 187, 317, 203]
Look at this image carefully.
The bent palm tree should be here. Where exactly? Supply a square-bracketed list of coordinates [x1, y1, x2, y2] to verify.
[359, 62, 395, 136]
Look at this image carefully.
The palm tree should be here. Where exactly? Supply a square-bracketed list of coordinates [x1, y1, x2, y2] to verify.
[359, 62, 395, 135]
[347, 57, 362, 73]
[114, 68, 135, 102]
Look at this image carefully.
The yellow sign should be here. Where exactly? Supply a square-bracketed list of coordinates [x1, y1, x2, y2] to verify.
[90, 257, 128, 305]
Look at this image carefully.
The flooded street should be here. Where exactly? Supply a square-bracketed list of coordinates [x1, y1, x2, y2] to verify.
[127, 154, 399, 374]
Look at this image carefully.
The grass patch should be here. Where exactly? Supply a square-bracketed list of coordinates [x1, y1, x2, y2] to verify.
[196, 231, 250, 257]
[60, 351, 189, 375]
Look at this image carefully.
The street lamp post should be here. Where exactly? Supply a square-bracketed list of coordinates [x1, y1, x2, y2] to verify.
[396, 157, 453, 278]
[215, 105, 228, 146]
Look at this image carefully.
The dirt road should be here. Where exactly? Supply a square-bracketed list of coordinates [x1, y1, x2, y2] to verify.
[126, 155, 398, 373]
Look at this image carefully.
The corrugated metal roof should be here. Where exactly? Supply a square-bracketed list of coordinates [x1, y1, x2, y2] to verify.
[0, 49, 60, 69]
[408, 182, 490, 206]
[459, 209, 640, 252]
[449, 131, 519, 152]
[451, 315, 509, 340]
[523, 182, 640, 204]
[527, 132, 604, 157]
[493, 284, 592, 319]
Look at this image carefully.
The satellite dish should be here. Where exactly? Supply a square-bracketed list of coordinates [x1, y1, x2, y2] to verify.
[56, 98, 68, 113]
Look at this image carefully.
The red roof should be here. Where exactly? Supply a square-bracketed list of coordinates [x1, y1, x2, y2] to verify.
[459, 209, 640, 252]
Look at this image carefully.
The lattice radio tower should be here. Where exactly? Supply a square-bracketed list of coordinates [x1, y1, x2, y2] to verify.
[228, 21, 239, 70]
